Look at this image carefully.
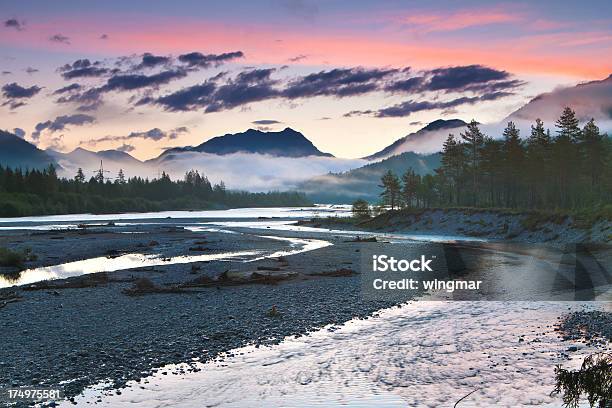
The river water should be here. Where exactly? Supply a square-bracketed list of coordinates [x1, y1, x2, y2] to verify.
[1, 206, 608, 407]
[61, 301, 607, 407]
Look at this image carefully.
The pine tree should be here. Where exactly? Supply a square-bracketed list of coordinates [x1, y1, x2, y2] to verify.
[401, 168, 419, 208]
[75, 168, 85, 183]
[525, 119, 551, 207]
[480, 137, 503, 207]
[556, 107, 581, 142]
[580, 119, 604, 192]
[379, 170, 401, 210]
[554, 107, 580, 206]
[460, 120, 485, 205]
[502, 122, 524, 207]
[117, 169, 126, 184]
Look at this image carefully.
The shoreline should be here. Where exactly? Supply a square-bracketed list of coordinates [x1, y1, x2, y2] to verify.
[0, 222, 407, 404]
[303, 207, 612, 245]
[0, 212, 609, 406]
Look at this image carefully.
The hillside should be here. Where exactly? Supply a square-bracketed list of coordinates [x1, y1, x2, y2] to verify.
[0, 130, 58, 170]
[299, 151, 441, 203]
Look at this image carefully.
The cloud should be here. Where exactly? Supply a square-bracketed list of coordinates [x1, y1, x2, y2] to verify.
[137, 53, 171, 69]
[384, 77, 424, 93]
[59, 59, 109, 79]
[54, 149, 364, 192]
[288, 54, 308, 62]
[53, 83, 82, 94]
[13, 128, 25, 138]
[32, 114, 95, 140]
[2, 82, 42, 98]
[102, 69, 188, 91]
[506, 74, 612, 127]
[90, 126, 189, 145]
[399, 9, 520, 33]
[2, 71, 11, 75]
[178, 51, 244, 68]
[424, 65, 511, 92]
[2, 82, 41, 109]
[4, 18, 24, 31]
[252, 119, 283, 125]
[25, 67, 39, 74]
[283, 67, 397, 99]
[349, 91, 513, 118]
[204, 70, 279, 113]
[148, 82, 217, 111]
[236, 68, 276, 83]
[145, 64, 521, 114]
[159, 152, 363, 192]
[49, 34, 70, 44]
[117, 143, 135, 152]
[55, 87, 104, 111]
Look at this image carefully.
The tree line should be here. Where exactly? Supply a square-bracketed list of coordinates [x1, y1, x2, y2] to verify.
[375, 108, 611, 212]
[0, 167, 310, 217]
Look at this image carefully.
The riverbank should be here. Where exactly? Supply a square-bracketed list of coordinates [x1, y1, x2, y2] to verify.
[0, 210, 609, 407]
[0, 222, 409, 404]
[62, 301, 612, 407]
[305, 207, 612, 244]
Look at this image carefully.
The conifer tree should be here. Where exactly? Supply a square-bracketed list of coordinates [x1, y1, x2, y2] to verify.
[460, 120, 485, 205]
[580, 119, 604, 191]
[379, 170, 401, 210]
[502, 122, 524, 207]
[401, 168, 419, 208]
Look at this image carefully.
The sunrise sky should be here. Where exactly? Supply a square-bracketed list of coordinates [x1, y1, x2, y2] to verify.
[1, 0, 611, 159]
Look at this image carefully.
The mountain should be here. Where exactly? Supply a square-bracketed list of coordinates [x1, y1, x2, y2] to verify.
[155, 127, 333, 162]
[47, 147, 145, 178]
[504, 74, 612, 127]
[0, 130, 58, 170]
[299, 151, 441, 203]
[96, 149, 142, 164]
[364, 119, 468, 161]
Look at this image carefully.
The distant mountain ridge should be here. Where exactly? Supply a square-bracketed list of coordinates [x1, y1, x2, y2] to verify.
[0, 130, 58, 170]
[504, 74, 612, 126]
[364, 119, 468, 161]
[155, 127, 333, 162]
[299, 151, 441, 203]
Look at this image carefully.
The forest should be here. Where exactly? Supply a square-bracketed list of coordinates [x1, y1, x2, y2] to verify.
[0, 167, 310, 217]
[375, 107, 611, 212]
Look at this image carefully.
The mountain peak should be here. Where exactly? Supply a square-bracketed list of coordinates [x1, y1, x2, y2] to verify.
[363, 119, 469, 161]
[156, 127, 333, 160]
[423, 119, 468, 131]
[70, 147, 94, 155]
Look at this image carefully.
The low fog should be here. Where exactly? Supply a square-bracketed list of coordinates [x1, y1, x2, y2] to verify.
[56, 151, 366, 192]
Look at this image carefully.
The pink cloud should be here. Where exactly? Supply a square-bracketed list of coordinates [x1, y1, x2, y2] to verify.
[1, 14, 609, 79]
[398, 9, 522, 32]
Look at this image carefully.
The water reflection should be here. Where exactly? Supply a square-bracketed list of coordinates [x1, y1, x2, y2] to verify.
[64, 301, 603, 407]
[0, 235, 333, 289]
[206, 220, 486, 243]
[0, 251, 261, 289]
[0, 205, 351, 226]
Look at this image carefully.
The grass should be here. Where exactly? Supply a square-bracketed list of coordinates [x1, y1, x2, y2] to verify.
[354, 205, 611, 232]
[0, 247, 27, 269]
